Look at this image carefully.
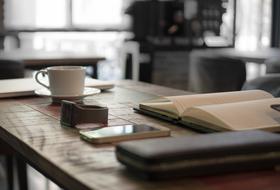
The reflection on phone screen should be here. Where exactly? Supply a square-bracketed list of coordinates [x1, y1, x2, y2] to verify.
[83, 124, 159, 138]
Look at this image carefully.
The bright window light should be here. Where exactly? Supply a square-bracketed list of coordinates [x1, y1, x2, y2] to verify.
[35, 0, 67, 28]
[72, 0, 124, 27]
[235, 0, 271, 50]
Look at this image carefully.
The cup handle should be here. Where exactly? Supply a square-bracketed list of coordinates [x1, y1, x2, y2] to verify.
[35, 70, 49, 89]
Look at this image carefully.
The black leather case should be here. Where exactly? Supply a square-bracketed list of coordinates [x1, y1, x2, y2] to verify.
[116, 131, 280, 179]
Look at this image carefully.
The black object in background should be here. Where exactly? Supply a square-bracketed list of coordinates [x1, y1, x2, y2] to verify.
[271, 0, 280, 47]
[126, 0, 227, 40]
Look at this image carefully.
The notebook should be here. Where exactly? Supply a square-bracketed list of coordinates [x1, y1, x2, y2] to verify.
[0, 78, 114, 98]
[135, 90, 280, 132]
[116, 130, 280, 179]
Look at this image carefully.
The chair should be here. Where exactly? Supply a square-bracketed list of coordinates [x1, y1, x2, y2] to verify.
[0, 59, 24, 79]
[121, 41, 140, 81]
[242, 74, 280, 97]
[0, 59, 27, 190]
[265, 58, 280, 74]
[188, 52, 246, 93]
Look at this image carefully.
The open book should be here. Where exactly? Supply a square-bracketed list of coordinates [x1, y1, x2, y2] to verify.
[136, 90, 280, 132]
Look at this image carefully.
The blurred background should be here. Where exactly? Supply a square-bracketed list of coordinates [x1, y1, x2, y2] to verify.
[1, 0, 280, 189]
[0, 0, 273, 84]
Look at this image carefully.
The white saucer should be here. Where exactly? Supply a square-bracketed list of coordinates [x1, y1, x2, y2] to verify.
[34, 87, 101, 103]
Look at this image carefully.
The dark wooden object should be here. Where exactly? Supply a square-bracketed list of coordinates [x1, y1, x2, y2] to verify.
[0, 49, 105, 78]
[0, 139, 28, 190]
[0, 80, 279, 190]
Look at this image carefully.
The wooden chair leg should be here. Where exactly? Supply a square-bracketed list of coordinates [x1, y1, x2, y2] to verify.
[5, 155, 14, 190]
[92, 65, 98, 79]
[15, 157, 28, 190]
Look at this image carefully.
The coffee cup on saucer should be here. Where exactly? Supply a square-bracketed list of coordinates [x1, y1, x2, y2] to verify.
[35, 66, 86, 96]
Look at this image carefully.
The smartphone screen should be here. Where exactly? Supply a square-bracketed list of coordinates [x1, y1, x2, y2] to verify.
[81, 124, 160, 139]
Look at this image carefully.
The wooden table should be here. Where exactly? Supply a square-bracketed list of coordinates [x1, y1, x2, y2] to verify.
[213, 48, 280, 64]
[0, 49, 105, 78]
[192, 48, 280, 77]
[193, 48, 280, 64]
[0, 80, 279, 190]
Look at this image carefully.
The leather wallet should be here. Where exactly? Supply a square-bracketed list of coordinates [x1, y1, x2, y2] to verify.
[116, 130, 280, 179]
[60, 100, 108, 127]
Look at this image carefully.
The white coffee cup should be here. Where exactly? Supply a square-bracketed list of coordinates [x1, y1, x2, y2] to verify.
[35, 66, 86, 96]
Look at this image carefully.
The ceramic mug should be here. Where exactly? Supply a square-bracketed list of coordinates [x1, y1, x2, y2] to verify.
[35, 66, 86, 96]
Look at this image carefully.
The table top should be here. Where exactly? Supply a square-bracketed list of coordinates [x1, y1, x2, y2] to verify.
[0, 80, 279, 190]
[0, 49, 105, 67]
[192, 48, 280, 64]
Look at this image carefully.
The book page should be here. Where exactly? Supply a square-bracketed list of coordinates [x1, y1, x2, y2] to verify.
[168, 90, 273, 116]
[183, 98, 280, 131]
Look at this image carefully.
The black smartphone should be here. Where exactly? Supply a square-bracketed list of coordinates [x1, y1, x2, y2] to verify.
[79, 124, 170, 144]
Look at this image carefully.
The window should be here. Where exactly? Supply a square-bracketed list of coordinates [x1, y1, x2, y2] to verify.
[72, 0, 127, 28]
[4, 0, 68, 28]
[235, 0, 272, 50]
[4, 0, 130, 29]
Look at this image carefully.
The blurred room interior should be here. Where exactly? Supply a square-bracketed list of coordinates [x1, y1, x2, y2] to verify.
[0, 0, 280, 189]
[1, 0, 273, 84]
